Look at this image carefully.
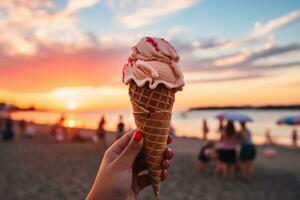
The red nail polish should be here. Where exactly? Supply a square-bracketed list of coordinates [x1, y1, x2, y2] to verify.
[167, 136, 172, 144]
[134, 131, 142, 141]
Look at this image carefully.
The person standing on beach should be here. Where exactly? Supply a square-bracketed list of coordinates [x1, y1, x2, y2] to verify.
[0, 115, 3, 137]
[202, 119, 209, 140]
[116, 115, 125, 140]
[292, 129, 298, 147]
[218, 118, 224, 138]
[214, 118, 225, 173]
[216, 121, 238, 178]
[18, 120, 26, 140]
[2, 113, 14, 141]
[239, 121, 256, 182]
[96, 116, 107, 149]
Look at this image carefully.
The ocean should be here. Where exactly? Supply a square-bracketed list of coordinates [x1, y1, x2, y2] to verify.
[11, 109, 300, 146]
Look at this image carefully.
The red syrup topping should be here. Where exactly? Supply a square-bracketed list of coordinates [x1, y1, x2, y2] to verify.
[146, 37, 160, 52]
[128, 57, 136, 63]
[166, 55, 173, 60]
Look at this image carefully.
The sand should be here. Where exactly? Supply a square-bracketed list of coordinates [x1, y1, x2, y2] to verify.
[0, 125, 299, 200]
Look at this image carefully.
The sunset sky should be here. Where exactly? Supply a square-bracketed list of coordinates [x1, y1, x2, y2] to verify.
[0, 0, 300, 111]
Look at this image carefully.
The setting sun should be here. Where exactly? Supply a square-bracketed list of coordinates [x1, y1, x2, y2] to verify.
[67, 101, 77, 111]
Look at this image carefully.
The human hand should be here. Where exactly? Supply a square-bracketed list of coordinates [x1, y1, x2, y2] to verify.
[86, 130, 174, 200]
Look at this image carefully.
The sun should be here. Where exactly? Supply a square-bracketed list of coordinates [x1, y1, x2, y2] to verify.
[67, 100, 77, 110]
[66, 119, 76, 128]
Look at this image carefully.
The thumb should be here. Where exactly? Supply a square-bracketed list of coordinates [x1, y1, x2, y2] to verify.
[114, 131, 143, 168]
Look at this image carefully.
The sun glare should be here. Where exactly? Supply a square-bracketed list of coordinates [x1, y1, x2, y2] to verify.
[66, 119, 76, 128]
[67, 100, 77, 110]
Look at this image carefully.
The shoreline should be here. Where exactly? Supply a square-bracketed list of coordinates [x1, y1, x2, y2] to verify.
[6, 120, 300, 148]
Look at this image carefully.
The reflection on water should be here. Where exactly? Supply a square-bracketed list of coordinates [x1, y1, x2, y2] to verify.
[11, 109, 300, 146]
[64, 119, 76, 128]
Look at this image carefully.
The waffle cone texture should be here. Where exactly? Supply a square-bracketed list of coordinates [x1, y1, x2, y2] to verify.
[129, 81, 175, 196]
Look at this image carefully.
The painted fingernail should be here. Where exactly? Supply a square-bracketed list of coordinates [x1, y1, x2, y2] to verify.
[167, 136, 173, 144]
[134, 131, 142, 141]
[161, 169, 168, 181]
[162, 160, 170, 169]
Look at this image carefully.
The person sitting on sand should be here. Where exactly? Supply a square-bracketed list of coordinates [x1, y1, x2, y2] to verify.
[197, 141, 216, 172]
[202, 119, 209, 140]
[17, 120, 26, 140]
[86, 130, 174, 200]
[265, 128, 275, 145]
[292, 129, 298, 147]
[116, 115, 125, 140]
[239, 121, 256, 182]
[216, 121, 238, 178]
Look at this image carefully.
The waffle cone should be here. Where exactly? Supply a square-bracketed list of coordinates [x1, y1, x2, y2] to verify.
[129, 81, 175, 196]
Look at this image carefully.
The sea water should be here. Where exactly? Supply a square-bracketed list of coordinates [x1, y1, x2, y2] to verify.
[11, 109, 300, 146]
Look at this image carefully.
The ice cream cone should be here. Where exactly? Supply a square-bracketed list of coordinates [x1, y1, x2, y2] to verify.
[122, 36, 184, 196]
[129, 81, 175, 196]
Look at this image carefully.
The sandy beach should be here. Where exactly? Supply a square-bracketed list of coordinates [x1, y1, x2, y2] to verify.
[0, 125, 299, 200]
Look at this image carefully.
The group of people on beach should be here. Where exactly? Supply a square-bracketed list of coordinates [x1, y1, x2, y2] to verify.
[0, 112, 127, 147]
[92, 115, 126, 149]
[49, 114, 126, 147]
[0, 113, 36, 141]
[197, 119, 256, 182]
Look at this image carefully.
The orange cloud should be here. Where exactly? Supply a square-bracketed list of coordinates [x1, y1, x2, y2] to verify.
[0, 46, 127, 92]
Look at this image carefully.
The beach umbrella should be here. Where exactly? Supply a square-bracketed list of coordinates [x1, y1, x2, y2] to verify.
[215, 113, 226, 120]
[215, 112, 253, 122]
[277, 115, 300, 125]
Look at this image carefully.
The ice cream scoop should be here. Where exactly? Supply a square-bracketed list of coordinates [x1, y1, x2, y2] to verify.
[123, 37, 185, 90]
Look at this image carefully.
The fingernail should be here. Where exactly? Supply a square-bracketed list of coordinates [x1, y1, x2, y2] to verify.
[167, 136, 173, 144]
[134, 131, 142, 141]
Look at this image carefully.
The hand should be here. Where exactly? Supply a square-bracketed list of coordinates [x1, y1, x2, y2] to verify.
[86, 130, 174, 200]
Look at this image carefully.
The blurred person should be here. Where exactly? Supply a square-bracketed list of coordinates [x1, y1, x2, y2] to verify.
[202, 119, 209, 140]
[0, 115, 3, 133]
[265, 128, 275, 145]
[197, 141, 216, 172]
[86, 130, 173, 200]
[214, 119, 225, 173]
[116, 115, 125, 140]
[239, 121, 256, 182]
[53, 115, 66, 142]
[0, 118, 2, 139]
[2, 113, 14, 141]
[96, 116, 107, 149]
[292, 129, 298, 147]
[217, 121, 238, 178]
[218, 118, 225, 135]
[18, 120, 26, 140]
[25, 121, 36, 139]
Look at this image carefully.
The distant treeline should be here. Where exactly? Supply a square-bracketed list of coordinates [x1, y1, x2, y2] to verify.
[0, 102, 36, 111]
[189, 104, 300, 111]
